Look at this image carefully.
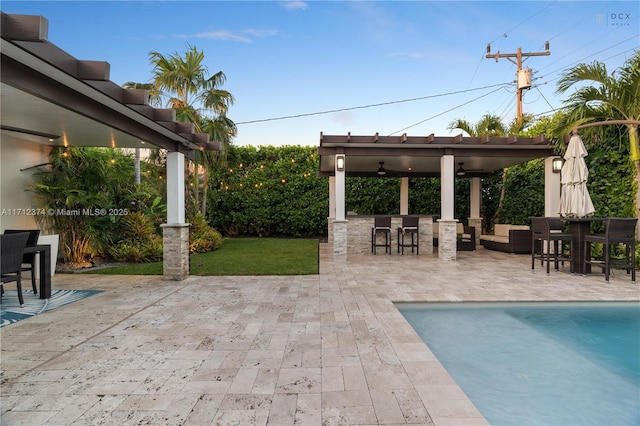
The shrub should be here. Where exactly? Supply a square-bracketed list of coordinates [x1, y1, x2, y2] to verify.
[189, 212, 223, 253]
[107, 211, 162, 262]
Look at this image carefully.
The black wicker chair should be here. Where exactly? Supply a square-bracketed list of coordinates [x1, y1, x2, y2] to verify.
[583, 218, 637, 282]
[531, 217, 573, 274]
[1, 232, 30, 305]
[4, 229, 40, 294]
[371, 216, 392, 254]
[397, 216, 419, 255]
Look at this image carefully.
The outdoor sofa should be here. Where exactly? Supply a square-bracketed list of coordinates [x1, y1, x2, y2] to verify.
[433, 222, 476, 251]
[480, 224, 535, 254]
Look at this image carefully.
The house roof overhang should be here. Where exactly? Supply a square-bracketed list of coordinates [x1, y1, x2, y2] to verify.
[318, 132, 556, 178]
[0, 13, 219, 161]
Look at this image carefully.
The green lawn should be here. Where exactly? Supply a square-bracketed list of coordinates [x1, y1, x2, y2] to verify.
[89, 238, 319, 275]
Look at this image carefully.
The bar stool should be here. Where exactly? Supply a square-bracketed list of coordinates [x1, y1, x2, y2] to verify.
[397, 216, 419, 255]
[531, 217, 573, 274]
[583, 218, 637, 282]
[371, 216, 392, 254]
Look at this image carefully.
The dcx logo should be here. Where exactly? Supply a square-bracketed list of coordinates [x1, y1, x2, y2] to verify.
[595, 12, 633, 26]
[610, 13, 631, 20]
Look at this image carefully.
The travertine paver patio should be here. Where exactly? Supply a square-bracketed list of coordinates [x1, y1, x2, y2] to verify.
[1, 244, 639, 425]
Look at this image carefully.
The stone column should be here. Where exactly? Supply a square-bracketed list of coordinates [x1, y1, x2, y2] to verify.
[162, 223, 190, 280]
[438, 219, 458, 261]
[419, 215, 434, 255]
[163, 151, 189, 280]
[332, 219, 348, 264]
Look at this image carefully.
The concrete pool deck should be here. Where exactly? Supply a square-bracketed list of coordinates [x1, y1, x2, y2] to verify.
[2, 244, 639, 425]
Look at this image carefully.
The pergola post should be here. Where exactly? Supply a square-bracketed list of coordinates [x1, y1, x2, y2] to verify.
[333, 154, 347, 263]
[328, 176, 336, 219]
[400, 177, 409, 215]
[469, 177, 482, 244]
[545, 156, 562, 217]
[162, 151, 190, 280]
[439, 154, 457, 261]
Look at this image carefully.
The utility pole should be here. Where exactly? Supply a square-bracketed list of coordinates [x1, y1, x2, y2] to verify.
[486, 42, 550, 124]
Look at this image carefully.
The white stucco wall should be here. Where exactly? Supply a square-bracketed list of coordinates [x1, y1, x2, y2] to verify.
[0, 135, 52, 231]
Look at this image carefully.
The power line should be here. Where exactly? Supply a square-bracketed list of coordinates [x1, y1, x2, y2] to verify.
[234, 82, 511, 125]
[389, 85, 508, 135]
[488, 0, 557, 45]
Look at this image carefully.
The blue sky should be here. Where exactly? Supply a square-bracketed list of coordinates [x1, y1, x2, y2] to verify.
[3, 1, 639, 146]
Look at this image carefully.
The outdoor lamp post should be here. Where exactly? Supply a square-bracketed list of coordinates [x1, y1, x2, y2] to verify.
[336, 155, 345, 172]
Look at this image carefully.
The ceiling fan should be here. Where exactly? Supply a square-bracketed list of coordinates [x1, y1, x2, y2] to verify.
[377, 161, 388, 176]
[376, 161, 402, 176]
[456, 162, 482, 176]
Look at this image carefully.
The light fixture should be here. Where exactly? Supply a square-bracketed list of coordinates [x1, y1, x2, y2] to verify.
[456, 162, 466, 176]
[552, 157, 563, 173]
[377, 161, 387, 176]
[336, 155, 345, 172]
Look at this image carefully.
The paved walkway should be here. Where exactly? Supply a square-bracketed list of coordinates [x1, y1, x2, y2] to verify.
[2, 245, 639, 425]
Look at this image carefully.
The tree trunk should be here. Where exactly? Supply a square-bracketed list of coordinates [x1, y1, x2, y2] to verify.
[635, 159, 640, 240]
[134, 148, 141, 185]
[200, 166, 209, 216]
[492, 169, 508, 225]
[629, 125, 640, 239]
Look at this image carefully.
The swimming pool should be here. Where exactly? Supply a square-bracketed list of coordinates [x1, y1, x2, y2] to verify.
[397, 302, 640, 426]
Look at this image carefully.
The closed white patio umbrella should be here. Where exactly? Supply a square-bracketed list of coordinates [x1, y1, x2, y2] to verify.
[559, 129, 595, 218]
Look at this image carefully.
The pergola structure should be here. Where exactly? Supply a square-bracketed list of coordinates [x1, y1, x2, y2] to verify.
[318, 132, 561, 261]
[1, 12, 217, 279]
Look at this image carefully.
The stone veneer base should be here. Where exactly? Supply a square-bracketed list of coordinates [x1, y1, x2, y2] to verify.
[437, 219, 458, 261]
[161, 223, 190, 280]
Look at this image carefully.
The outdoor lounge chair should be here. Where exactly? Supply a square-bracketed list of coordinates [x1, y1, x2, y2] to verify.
[4, 229, 40, 294]
[397, 216, 419, 255]
[583, 218, 637, 282]
[371, 216, 392, 254]
[1, 232, 30, 305]
[531, 217, 573, 274]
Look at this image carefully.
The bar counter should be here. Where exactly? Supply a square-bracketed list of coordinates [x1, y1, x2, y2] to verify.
[329, 214, 435, 255]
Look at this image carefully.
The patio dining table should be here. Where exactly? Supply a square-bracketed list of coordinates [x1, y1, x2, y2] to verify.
[563, 217, 606, 274]
[23, 244, 51, 299]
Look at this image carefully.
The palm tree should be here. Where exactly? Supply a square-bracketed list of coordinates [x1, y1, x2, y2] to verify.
[149, 44, 235, 215]
[448, 113, 533, 225]
[555, 53, 640, 223]
[200, 116, 237, 214]
[122, 82, 162, 184]
[448, 113, 506, 137]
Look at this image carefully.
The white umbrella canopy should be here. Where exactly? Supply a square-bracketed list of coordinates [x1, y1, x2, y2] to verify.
[559, 132, 595, 218]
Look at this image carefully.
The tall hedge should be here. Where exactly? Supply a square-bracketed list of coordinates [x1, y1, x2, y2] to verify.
[206, 141, 634, 237]
[207, 145, 328, 237]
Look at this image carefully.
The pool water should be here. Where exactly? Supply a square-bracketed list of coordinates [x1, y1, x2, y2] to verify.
[397, 302, 640, 426]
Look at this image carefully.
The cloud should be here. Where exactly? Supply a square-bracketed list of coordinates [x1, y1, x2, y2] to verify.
[243, 29, 279, 38]
[193, 30, 252, 43]
[190, 28, 280, 43]
[280, 1, 308, 11]
[332, 111, 356, 126]
[389, 51, 424, 59]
